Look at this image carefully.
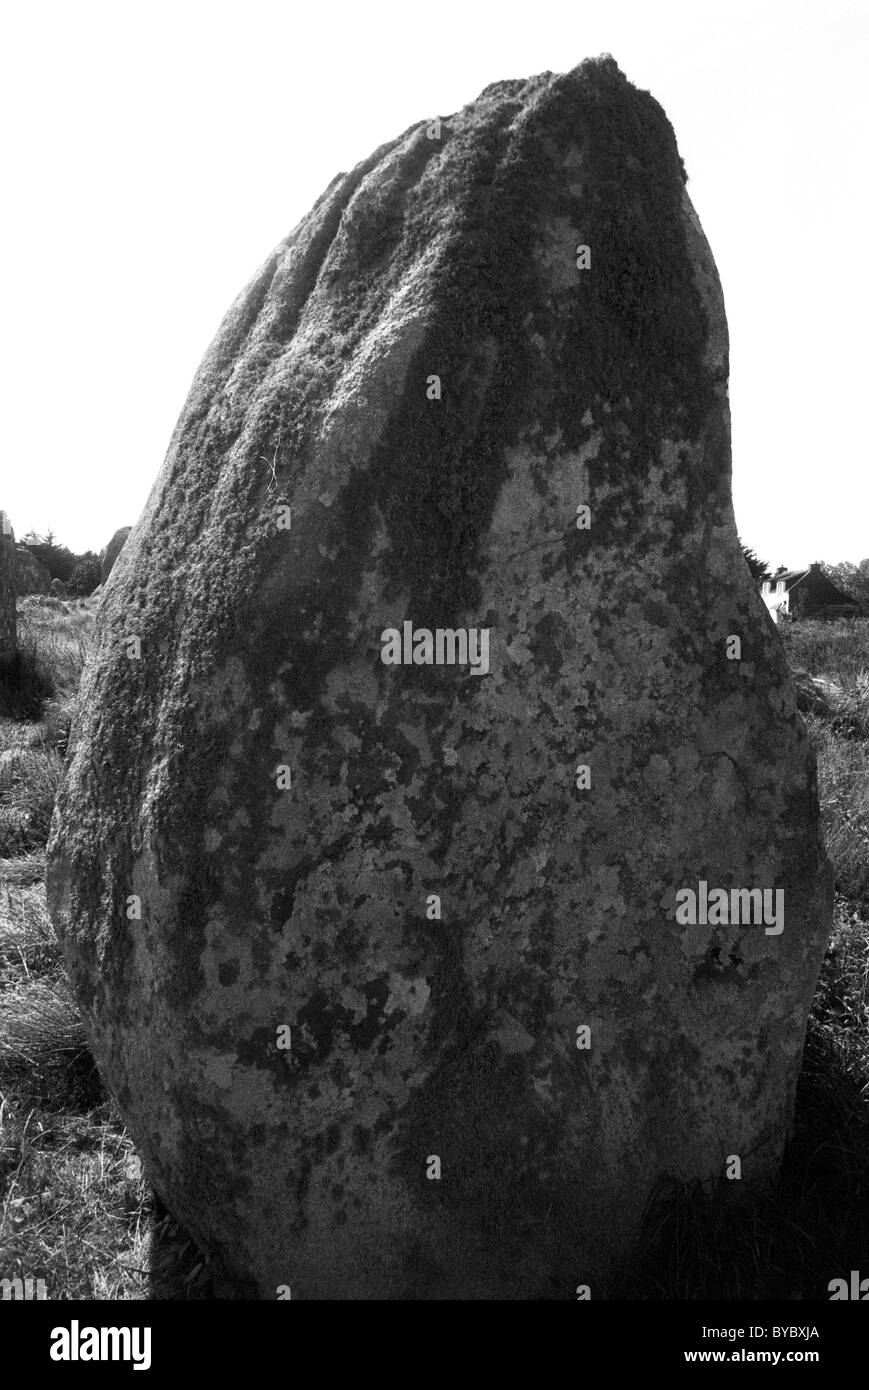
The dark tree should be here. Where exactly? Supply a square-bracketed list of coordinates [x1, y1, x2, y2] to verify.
[22, 540, 76, 582]
[739, 539, 770, 582]
[67, 552, 102, 596]
[821, 559, 869, 612]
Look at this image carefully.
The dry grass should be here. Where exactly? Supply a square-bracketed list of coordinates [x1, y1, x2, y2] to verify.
[0, 603, 85, 856]
[0, 744, 64, 857]
[16, 596, 95, 693]
[0, 1096, 151, 1300]
[780, 616, 869, 688]
[808, 714, 869, 904]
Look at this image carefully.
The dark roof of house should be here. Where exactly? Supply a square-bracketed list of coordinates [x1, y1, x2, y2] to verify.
[767, 570, 807, 585]
[764, 567, 817, 589]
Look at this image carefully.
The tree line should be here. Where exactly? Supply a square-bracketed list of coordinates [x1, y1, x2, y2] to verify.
[19, 530, 101, 596]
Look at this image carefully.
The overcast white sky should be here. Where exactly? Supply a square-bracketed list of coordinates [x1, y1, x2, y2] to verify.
[1, 0, 866, 570]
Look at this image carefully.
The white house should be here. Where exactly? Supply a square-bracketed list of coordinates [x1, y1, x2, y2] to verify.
[760, 563, 860, 623]
[761, 573, 791, 622]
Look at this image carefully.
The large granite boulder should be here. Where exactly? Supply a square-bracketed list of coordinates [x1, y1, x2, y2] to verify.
[100, 526, 132, 584]
[15, 546, 52, 596]
[0, 511, 16, 665]
[47, 57, 832, 1299]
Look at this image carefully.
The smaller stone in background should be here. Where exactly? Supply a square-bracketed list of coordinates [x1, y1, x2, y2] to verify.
[15, 546, 52, 596]
[0, 510, 18, 664]
[100, 526, 132, 585]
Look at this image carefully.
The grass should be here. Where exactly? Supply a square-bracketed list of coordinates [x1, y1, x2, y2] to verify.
[805, 715, 869, 904]
[779, 616, 869, 687]
[0, 602, 867, 1300]
[0, 595, 93, 722]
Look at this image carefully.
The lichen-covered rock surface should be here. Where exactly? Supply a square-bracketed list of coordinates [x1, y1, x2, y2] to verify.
[47, 56, 832, 1298]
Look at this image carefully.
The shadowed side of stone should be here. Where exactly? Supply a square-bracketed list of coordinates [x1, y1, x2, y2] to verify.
[46, 56, 832, 1299]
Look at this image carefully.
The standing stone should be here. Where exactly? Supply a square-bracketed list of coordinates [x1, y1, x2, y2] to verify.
[100, 526, 132, 585]
[15, 546, 52, 596]
[47, 57, 832, 1299]
[0, 511, 17, 667]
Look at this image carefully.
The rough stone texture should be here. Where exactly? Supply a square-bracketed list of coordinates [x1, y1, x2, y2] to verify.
[15, 546, 52, 596]
[47, 57, 832, 1299]
[100, 526, 132, 585]
[0, 512, 17, 663]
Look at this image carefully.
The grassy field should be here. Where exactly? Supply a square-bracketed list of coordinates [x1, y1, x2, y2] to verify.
[1, 602, 867, 1300]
